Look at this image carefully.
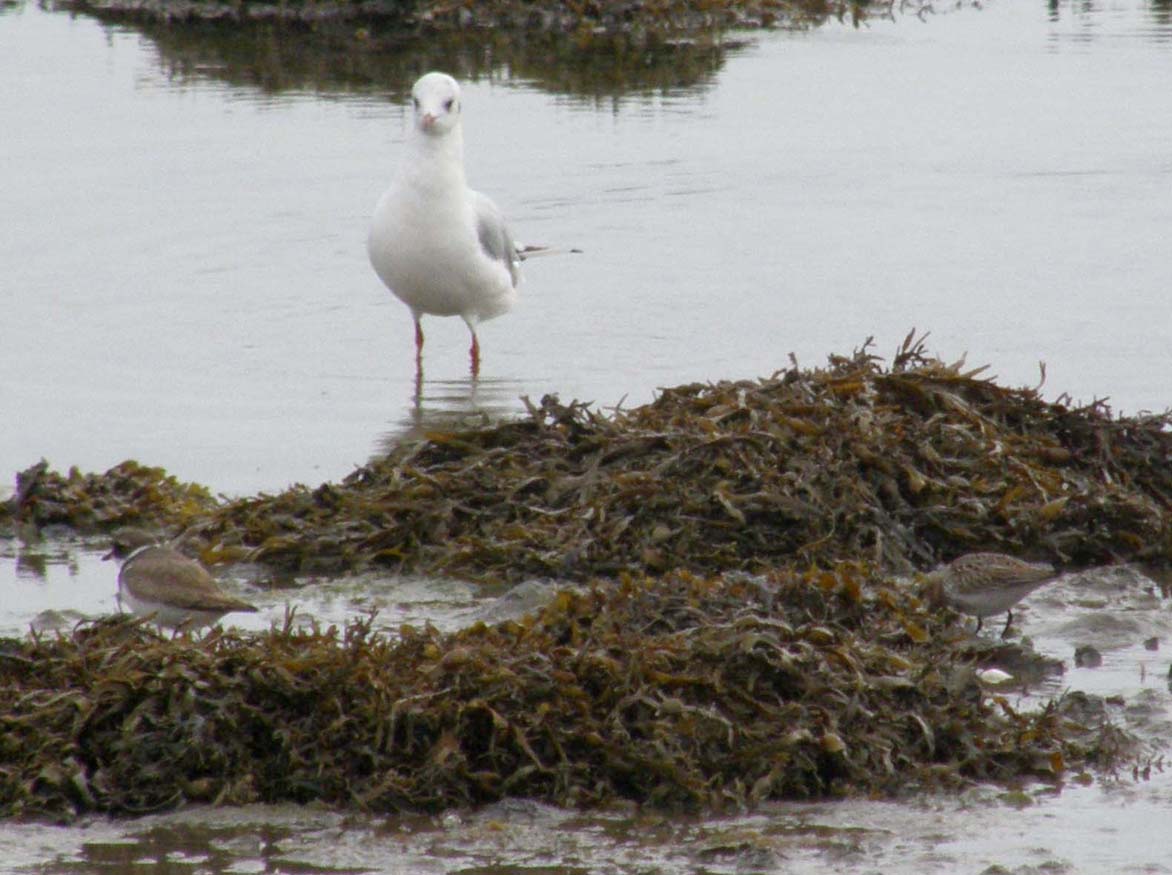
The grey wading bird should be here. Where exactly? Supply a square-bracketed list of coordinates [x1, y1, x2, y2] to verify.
[923, 552, 1059, 637]
[106, 528, 258, 631]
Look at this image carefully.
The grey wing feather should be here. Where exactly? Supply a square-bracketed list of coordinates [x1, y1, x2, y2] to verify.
[473, 191, 520, 287]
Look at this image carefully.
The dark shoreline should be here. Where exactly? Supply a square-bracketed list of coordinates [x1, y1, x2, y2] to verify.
[57, 0, 877, 31]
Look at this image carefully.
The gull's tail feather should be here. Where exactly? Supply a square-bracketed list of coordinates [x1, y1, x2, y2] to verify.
[516, 244, 584, 261]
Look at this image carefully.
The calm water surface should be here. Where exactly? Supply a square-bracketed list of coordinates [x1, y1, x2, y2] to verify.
[2, 0, 1170, 497]
[3, 1, 1172, 872]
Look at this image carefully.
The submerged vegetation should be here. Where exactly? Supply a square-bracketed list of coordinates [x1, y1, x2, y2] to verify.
[2, 337, 1169, 820]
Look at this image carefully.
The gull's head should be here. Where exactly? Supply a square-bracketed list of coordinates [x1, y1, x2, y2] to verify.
[410, 71, 462, 137]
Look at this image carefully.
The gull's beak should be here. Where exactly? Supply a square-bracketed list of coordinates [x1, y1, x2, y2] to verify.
[421, 112, 437, 130]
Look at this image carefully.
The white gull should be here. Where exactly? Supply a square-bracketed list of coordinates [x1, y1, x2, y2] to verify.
[368, 71, 520, 376]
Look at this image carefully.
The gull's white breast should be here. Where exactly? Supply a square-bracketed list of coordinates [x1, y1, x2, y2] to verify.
[369, 177, 516, 323]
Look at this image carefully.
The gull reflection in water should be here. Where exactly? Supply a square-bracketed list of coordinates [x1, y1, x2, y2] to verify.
[374, 370, 526, 457]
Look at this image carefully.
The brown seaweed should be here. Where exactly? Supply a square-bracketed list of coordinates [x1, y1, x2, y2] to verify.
[5, 339, 1170, 580]
[198, 339, 1172, 579]
[3, 460, 216, 536]
[0, 566, 1144, 821]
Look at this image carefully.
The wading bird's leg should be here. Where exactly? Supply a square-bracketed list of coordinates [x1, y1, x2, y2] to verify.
[469, 330, 481, 378]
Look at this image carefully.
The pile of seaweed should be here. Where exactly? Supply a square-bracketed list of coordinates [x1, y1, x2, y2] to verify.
[0, 566, 1141, 821]
[3, 460, 216, 537]
[3, 340, 1167, 821]
[6, 338, 1171, 580]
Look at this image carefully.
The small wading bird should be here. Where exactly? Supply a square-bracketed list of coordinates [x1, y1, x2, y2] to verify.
[105, 528, 258, 631]
[368, 71, 521, 377]
[923, 552, 1060, 637]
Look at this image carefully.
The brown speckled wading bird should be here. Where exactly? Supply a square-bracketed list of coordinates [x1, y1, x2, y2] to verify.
[923, 552, 1059, 637]
[105, 528, 258, 631]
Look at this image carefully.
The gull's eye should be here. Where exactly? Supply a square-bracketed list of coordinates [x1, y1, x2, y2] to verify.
[412, 97, 419, 109]
[443, 98, 455, 112]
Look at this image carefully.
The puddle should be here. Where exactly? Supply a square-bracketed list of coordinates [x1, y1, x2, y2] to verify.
[0, 534, 536, 639]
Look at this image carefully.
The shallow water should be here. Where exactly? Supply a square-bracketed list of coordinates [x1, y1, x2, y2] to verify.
[2, 0, 1170, 498]
[3, 0, 1172, 871]
[0, 530, 515, 639]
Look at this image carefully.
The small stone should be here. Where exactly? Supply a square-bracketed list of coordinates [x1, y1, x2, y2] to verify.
[976, 668, 1014, 685]
[1074, 645, 1102, 668]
